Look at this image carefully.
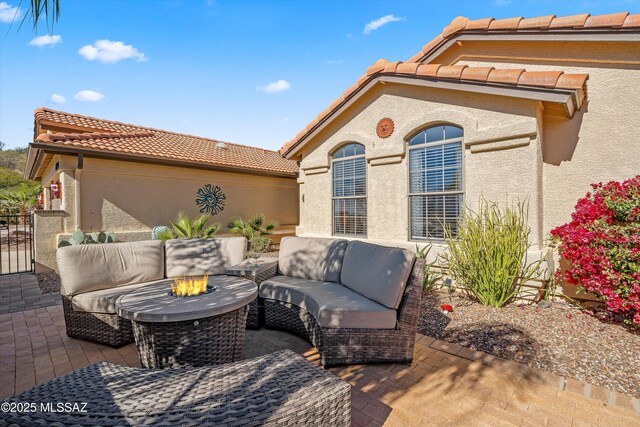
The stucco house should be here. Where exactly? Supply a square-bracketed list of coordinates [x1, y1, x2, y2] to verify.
[25, 108, 299, 272]
[280, 10, 639, 282]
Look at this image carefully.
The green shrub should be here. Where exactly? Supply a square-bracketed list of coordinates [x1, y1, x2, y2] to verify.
[443, 197, 541, 307]
[416, 244, 443, 293]
[227, 213, 278, 239]
[156, 212, 220, 241]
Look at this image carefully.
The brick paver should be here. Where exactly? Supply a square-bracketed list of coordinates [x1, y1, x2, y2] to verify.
[0, 274, 61, 314]
[1, 294, 639, 425]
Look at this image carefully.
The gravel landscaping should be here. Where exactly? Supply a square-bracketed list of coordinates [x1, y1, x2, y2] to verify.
[36, 271, 61, 293]
[419, 290, 640, 398]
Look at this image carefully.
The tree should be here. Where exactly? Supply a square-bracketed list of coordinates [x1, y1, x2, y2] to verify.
[10, 0, 60, 31]
[0, 183, 40, 216]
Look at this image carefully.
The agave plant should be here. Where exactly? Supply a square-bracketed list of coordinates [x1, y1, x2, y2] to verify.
[157, 212, 220, 241]
[227, 213, 278, 239]
[416, 244, 444, 293]
[58, 230, 117, 248]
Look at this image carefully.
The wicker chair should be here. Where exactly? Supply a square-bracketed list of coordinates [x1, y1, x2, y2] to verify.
[1, 349, 351, 426]
[258, 237, 425, 367]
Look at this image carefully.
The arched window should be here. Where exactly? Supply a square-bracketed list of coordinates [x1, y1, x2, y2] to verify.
[332, 143, 366, 236]
[408, 125, 464, 240]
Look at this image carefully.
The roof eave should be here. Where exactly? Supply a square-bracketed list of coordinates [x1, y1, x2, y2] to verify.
[29, 142, 298, 179]
[418, 30, 640, 64]
[283, 74, 583, 159]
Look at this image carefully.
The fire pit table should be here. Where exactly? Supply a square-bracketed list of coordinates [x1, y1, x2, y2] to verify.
[116, 275, 257, 369]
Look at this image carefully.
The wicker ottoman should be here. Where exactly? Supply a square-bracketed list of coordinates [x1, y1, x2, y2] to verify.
[0, 349, 351, 426]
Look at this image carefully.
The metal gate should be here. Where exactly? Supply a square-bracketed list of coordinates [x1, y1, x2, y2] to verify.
[0, 213, 34, 275]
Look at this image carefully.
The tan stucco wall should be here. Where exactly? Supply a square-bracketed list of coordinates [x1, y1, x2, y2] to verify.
[298, 83, 544, 251]
[33, 156, 299, 271]
[75, 158, 298, 232]
[436, 40, 640, 236]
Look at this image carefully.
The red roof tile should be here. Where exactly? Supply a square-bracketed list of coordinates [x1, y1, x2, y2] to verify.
[410, 11, 638, 62]
[280, 63, 588, 155]
[34, 108, 298, 176]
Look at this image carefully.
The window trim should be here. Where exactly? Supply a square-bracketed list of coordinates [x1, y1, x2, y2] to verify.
[407, 127, 465, 242]
[331, 143, 367, 237]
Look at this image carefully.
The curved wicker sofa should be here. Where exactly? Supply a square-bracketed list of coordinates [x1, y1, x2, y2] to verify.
[256, 237, 425, 367]
[1, 349, 351, 426]
[56, 237, 246, 347]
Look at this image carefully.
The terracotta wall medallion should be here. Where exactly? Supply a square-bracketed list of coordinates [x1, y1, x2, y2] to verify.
[376, 118, 394, 138]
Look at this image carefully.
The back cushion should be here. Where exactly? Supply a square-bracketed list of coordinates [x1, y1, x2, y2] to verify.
[165, 237, 246, 278]
[278, 237, 348, 282]
[340, 241, 416, 309]
[57, 240, 165, 296]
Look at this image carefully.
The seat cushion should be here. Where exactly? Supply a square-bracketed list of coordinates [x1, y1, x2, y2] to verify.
[57, 240, 165, 297]
[165, 237, 246, 278]
[278, 237, 348, 282]
[71, 280, 166, 314]
[260, 276, 397, 329]
[340, 241, 416, 309]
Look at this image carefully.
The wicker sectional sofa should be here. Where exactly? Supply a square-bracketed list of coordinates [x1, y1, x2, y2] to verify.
[254, 237, 425, 367]
[56, 237, 246, 347]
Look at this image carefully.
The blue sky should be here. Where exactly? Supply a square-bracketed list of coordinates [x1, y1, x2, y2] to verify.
[0, 0, 638, 151]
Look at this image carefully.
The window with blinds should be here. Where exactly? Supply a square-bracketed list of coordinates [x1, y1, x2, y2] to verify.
[408, 125, 463, 240]
[332, 143, 366, 236]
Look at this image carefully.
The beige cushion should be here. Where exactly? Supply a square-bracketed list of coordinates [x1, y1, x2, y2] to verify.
[165, 237, 246, 278]
[340, 241, 416, 309]
[71, 280, 166, 314]
[260, 275, 397, 329]
[278, 237, 348, 282]
[57, 240, 165, 297]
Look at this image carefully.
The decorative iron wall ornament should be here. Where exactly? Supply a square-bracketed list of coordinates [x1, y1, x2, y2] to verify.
[196, 184, 226, 215]
[376, 117, 394, 138]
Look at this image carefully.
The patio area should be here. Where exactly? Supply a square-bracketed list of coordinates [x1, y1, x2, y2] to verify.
[1, 274, 639, 426]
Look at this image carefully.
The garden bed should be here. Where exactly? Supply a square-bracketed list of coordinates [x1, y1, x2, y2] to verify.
[419, 290, 640, 398]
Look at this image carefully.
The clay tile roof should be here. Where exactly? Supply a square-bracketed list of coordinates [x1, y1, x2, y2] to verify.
[623, 14, 640, 27]
[396, 62, 421, 75]
[34, 108, 298, 176]
[488, 17, 523, 30]
[407, 11, 637, 62]
[281, 64, 588, 155]
[436, 65, 468, 79]
[460, 66, 495, 82]
[281, 10, 627, 156]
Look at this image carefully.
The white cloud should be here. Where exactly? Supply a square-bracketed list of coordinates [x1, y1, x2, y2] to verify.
[78, 39, 147, 63]
[363, 15, 403, 35]
[29, 34, 62, 47]
[50, 94, 67, 104]
[74, 90, 105, 102]
[327, 59, 344, 64]
[0, 2, 21, 23]
[257, 79, 291, 94]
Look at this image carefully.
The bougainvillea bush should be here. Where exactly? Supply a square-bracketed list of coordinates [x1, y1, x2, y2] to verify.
[551, 176, 640, 326]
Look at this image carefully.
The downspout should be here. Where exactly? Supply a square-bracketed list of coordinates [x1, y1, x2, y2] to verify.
[75, 154, 83, 231]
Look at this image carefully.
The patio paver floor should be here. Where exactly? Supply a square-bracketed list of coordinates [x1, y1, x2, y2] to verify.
[1, 276, 639, 426]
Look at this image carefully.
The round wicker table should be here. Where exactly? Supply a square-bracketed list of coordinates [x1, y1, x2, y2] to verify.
[116, 275, 257, 369]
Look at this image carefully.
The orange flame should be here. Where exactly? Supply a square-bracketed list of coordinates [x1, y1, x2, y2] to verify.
[171, 275, 209, 297]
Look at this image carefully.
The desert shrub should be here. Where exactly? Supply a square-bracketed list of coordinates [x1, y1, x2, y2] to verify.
[157, 212, 220, 241]
[227, 213, 278, 239]
[416, 244, 443, 292]
[551, 176, 640, 325]
[443, 197, 541, 308]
